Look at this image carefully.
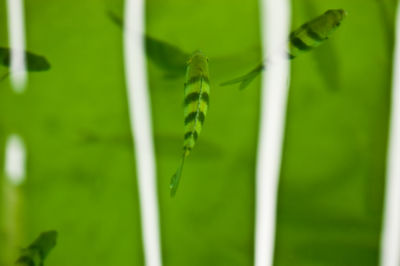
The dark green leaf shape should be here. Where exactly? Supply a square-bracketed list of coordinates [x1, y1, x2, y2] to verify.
[107, 10, 190, 77]
[0, 47, 51, 71]
[144, 36, 190, 76]
[375, 0, 395, 53]
[15, 230, 58, 266]
[106, 9, 123, 28]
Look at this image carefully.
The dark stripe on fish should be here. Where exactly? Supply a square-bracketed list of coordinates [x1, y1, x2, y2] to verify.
[185, 112, 197, 124]
[184, 131, 198, 141]
[184, 111, 206, 125]
[184, 91, 209, 105]
[198, 112, 205, 124]
[186, 75, 210, 86]
[201, 92, 209, 105]
[306, 28, 327, 42]
[291, 37, 313, 51]
[184, 92, 200, 105]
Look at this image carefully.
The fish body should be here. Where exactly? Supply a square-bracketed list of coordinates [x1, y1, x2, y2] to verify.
[288, 9, 347, 59]
[183, 51, 210, 155]
[15, 231, 58, 266]
[170, 51, 210, 196]
[221, 9, 347, 89]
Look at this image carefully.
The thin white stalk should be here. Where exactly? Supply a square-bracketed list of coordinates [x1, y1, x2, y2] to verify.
[2, 134, 26, 264]
[380, 4, 400, 266]
[6, 0, 27, 92]
[3, 1, 27, 262]
[1, 183, 24, 265]
[5, 135, 26, 186]
[123, 1, 162, 266]
[254, 1, 291, 266]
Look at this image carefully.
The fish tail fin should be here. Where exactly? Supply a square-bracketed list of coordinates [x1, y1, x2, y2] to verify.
[0, 71, 9, 82]
[170, 155, 186, 197]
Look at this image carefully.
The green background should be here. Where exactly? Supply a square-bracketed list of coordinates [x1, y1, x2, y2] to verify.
[0, 0, 397, 265]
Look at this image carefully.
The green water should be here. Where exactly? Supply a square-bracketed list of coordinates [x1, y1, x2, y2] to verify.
[0, 0, 397, 265]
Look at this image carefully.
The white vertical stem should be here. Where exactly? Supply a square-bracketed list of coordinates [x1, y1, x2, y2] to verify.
[123, 1, 162, 266]
[1, 183, 24, 264]
[6, 0, 27, 92]
[2, 134, 26, 264]
[254, 1, 291, 266]
[5, 135, 26, 186]
[4, 0, 28, 260]
[380, 4, 400, 266]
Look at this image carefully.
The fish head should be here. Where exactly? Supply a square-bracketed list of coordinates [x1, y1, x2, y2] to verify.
[308, 9, 347, 39]
[323, 9, 347, 28]
[188, 50, 209, 76]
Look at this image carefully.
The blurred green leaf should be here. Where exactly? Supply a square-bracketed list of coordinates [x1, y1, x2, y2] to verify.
[0, 47, 51, 71]
[15, 230, 57, 266]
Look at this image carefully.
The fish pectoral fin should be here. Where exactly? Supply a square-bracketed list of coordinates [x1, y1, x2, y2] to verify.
[169, 156, 186, 197]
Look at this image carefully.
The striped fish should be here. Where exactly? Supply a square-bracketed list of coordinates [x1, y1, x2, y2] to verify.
[288, 9, 347, 59]
[220, 9, 347, 89]
[170, 51, 210, 196]
[15, 231, 57, 266]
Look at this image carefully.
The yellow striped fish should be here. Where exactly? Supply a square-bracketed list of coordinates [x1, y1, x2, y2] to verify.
[287, 9, 346, 59]
[221, 9, 347, 89]
[170, 51, 210, 196]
